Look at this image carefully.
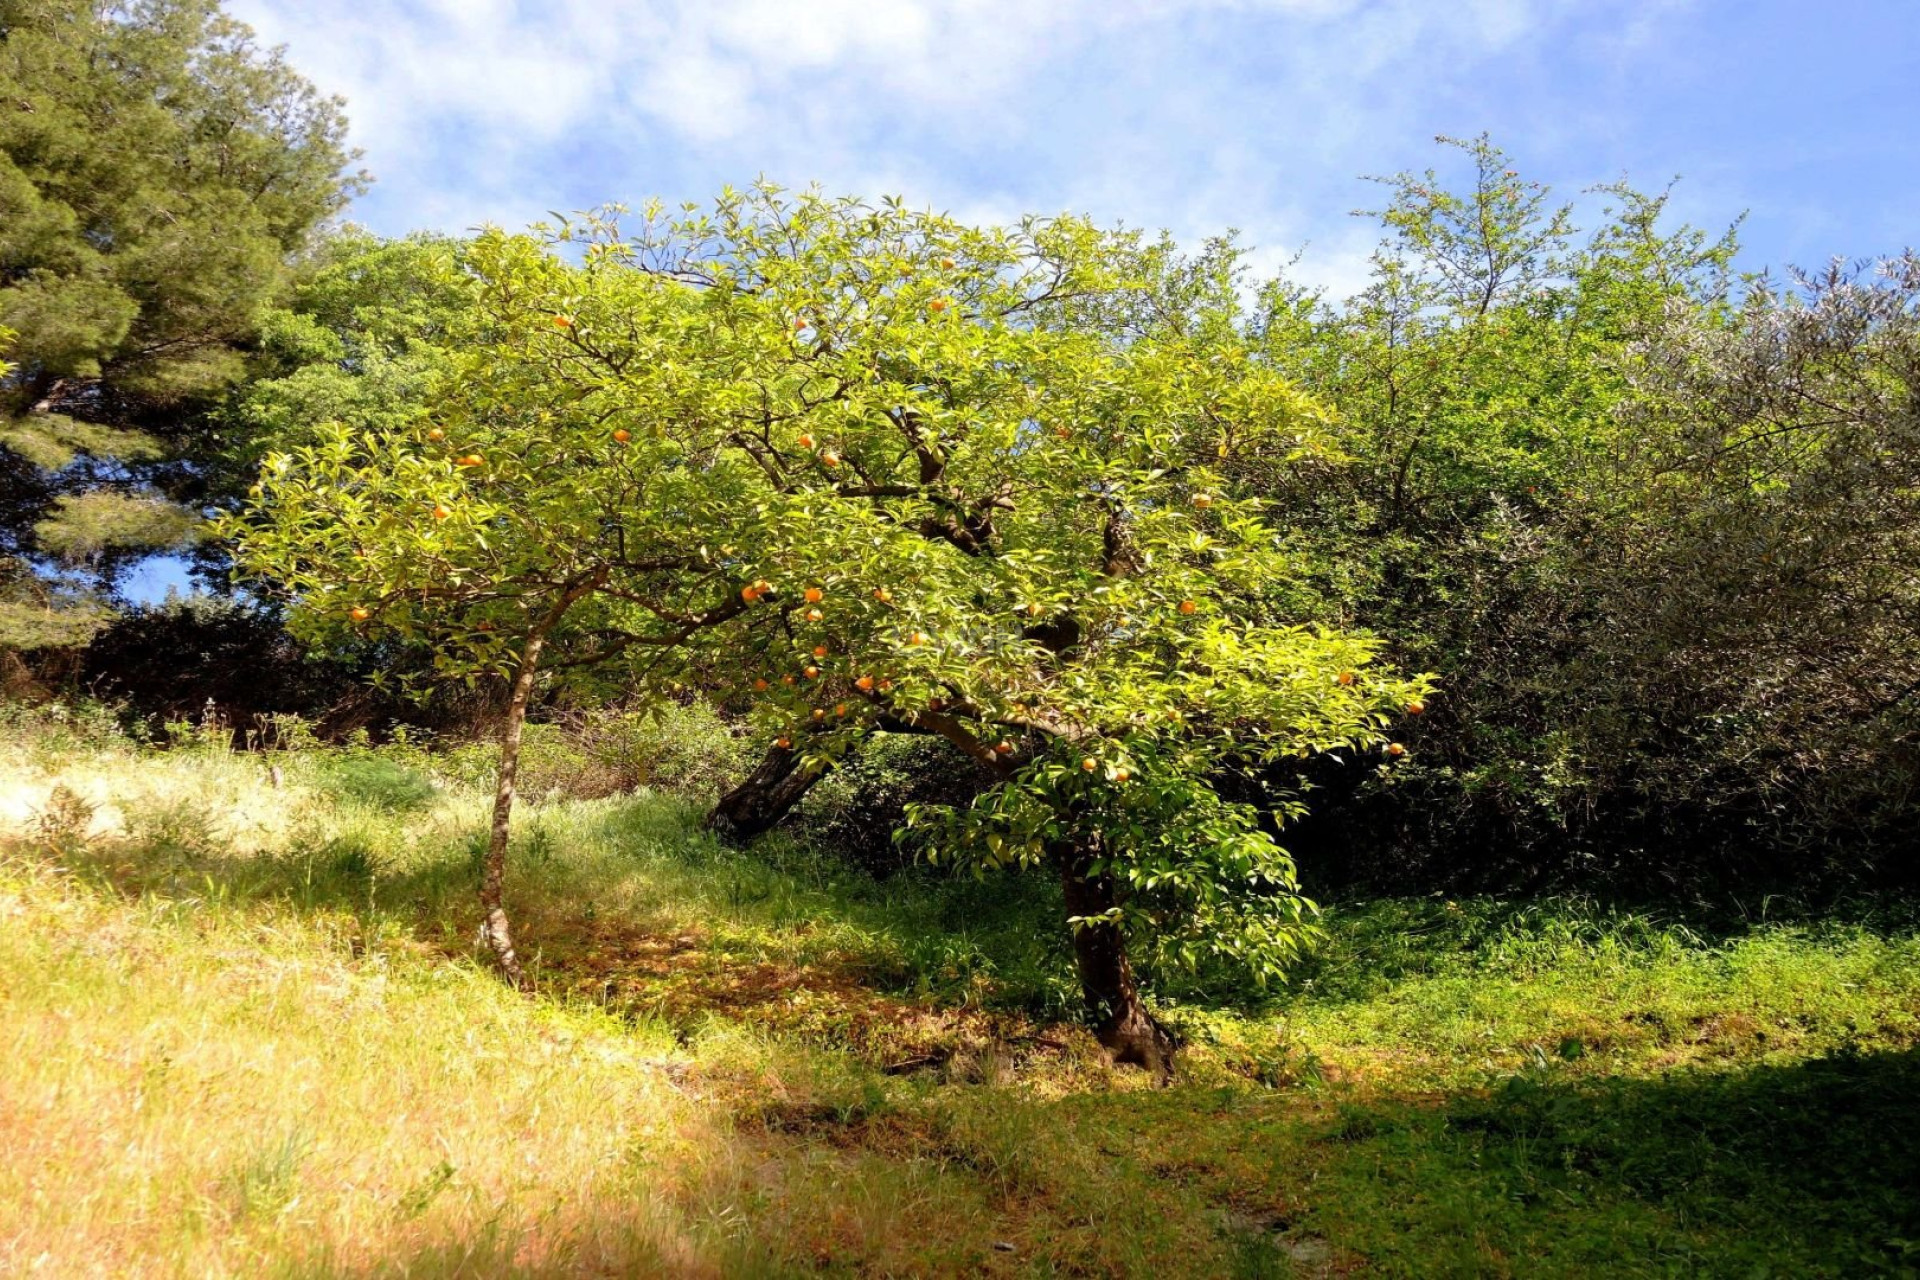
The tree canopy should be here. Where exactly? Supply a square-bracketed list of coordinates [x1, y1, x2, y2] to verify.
[228, 187, 1429, 1070]
[0, 0, 364, 649]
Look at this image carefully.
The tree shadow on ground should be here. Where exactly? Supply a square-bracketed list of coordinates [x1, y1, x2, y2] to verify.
[1288, 1044, 1920, 1276]
[287, 1046, 1920, 1278]
[16, 789, 1101, 1078]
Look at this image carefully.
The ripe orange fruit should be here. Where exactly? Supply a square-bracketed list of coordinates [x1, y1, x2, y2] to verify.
[805, 608, 823, 623]
[804, 587, 824, 603]
[928, 299, 949, 313]
[781, 675, 795, 686]
[1192, 493, 1213, 508]
[432, 504, 451, 520]
[741, 585, 762, 602]
[1406, 700, 1425, 716]
[1025, 602, 1043, 617]
[907, 630, 929, 646]
[835, 703, 848, 717]
[1056, 427, 1071, 440]
[1336, 670, 1356, 686]
[753, 579, 772, 595]
[940, 257, 955, 270]
[1386, 742, 1406, 758]
[1082, 757, 1097, 772]
[812, 644, 828, 658]
[457, 454, 483, 467]
[426, 427, 445, 442]
[1113, 767, 1131, 783]
[753, 678, 770, 692]
[994, 740, 1013, 755]
[820, 451, 840, 467]
[812, 708, 826, 721]
[874, 587, 892, 603]
[552, 315, 573, 329]
[1178, 600, 1197, 615]
[798, 433, 815, 449]
[793, 317, 806, 330]
[804, 665, 819, 679]
[349, 607, 371, 622]
[613, 429, 631, 442]
[776, 735, 792, 749]
[855, 675, 874, 692]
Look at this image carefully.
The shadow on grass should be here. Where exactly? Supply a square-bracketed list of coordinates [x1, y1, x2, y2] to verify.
[30, 813, 483, 946]
[18, 788, 1096, 1070]
[275, 1045, 1920, 1278]
[1289, 1045, 1920, 1277]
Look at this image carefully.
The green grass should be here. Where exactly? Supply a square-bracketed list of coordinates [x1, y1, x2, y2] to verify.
[2, 724, 1917, 1276]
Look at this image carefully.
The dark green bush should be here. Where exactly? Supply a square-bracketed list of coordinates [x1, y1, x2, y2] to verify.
[797, 733, 999, 877]
[1250, 137, 1920, 896]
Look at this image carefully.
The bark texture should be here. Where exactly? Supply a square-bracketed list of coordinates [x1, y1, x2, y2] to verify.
[705, 742, 829, 843]
[481, 632, 545, 989]
[1057, 838, 1178, 1081]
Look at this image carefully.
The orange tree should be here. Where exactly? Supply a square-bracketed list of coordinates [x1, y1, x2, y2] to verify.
[219, 233, 755, 986]
[228, 188, 1428, 1072]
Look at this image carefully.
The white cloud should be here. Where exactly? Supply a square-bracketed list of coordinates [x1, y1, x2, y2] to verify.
[227, 0, 1695, 289]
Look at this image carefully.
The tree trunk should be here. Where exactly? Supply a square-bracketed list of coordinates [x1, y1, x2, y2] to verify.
[1057, 838, 1178, 1082]
[705, 741, 831, 843]
[482, 631, 545, 989]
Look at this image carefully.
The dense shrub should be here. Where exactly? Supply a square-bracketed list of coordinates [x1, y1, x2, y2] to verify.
[439, 701, 754, 803]
[0, 698, 137, 763]
[796, 733, 1000, 876]
[78, 597, 503, 743]
[1254, 139, 1920, 895]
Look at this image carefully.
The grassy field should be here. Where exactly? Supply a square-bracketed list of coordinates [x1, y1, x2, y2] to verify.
[2, 715, 1917, 1277]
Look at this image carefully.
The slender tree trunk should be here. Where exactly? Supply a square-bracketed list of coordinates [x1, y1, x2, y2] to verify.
[705, 741, 831, 843]
[1056, 836, 1178, 1082]
[482, 631, 546, 989]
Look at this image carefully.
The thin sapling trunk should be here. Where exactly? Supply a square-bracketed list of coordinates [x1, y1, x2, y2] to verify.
[481, 630, 545, 988]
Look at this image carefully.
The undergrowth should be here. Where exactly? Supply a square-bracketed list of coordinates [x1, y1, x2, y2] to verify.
[2, 719, 1917, 1276]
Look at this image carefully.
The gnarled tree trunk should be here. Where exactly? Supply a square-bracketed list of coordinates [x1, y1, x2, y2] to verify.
[1056, 836, 1178, 1082]
[705, 741, 830, 843]
[481, 631, 545, 989]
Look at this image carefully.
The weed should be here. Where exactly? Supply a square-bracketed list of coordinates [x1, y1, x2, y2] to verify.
[224, 1129, 308, 1221]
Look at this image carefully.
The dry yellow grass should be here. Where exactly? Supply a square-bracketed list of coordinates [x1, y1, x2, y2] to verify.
[0, 849, 727, 1275]
[0, 735, 1235, 1277]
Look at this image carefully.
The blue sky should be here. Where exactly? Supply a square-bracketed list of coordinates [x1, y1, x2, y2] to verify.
[113, 1, 1912, 605]
[223, 0, 1919, 298]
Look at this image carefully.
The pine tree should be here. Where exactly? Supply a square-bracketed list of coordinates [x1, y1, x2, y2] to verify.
[0, 0, 364, 651]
